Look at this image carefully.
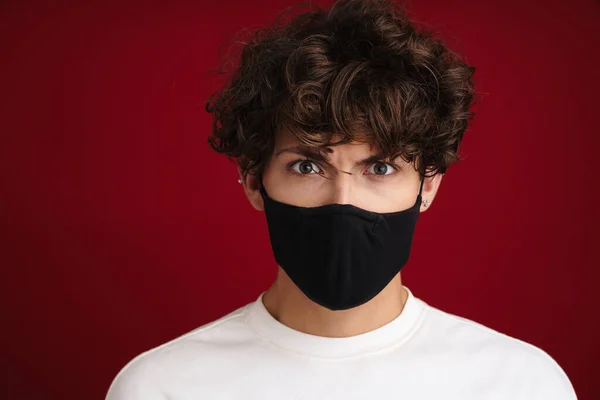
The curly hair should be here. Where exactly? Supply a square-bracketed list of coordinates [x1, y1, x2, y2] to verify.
[206, 0, 478, 179]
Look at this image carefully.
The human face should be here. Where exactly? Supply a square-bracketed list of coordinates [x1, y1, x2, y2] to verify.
[242, 130, 442, 214]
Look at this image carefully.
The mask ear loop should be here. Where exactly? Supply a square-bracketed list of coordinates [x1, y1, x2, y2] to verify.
[258, 173, 268, 198]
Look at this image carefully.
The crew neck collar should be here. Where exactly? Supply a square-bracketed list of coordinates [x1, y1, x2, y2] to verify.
[244, 286, 426, 359]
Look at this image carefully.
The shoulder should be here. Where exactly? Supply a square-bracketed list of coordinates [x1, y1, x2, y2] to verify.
[419, 300, 577, 399]
[105, 303, 251, 400]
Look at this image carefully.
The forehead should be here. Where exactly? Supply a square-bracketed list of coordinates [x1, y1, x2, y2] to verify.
[274, 128, 377, 155]
[271, 129, 416, 171]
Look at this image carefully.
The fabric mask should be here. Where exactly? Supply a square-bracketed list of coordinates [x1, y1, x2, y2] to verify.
[260, 178, 424, 311]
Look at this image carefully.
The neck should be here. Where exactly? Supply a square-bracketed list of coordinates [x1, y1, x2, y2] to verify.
[261, 268, 408, 338]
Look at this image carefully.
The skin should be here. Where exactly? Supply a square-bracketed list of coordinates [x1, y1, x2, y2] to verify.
[240, 129, 443, 338]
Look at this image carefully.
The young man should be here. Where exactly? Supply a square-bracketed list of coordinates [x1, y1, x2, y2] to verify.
[106, 0, 577, 398]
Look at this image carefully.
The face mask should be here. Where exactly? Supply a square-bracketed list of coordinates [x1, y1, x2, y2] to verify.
[260, 178, 424, 311]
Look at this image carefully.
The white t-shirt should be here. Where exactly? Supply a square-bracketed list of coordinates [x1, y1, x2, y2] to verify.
[105, 286, 576, 399]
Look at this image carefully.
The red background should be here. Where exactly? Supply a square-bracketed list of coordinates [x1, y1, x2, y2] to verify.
[1, 0, 598, 399]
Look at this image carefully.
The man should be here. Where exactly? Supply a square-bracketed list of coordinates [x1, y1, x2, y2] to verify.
[106, 0, 577, 398]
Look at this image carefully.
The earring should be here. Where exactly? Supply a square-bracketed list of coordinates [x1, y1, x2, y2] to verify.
[423, 199, 430, 208]
[237, 179, 243, 184]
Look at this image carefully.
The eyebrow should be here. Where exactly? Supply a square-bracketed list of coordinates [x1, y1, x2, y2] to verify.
[275, 146, 391, 167]
[275, 146, 327, 162]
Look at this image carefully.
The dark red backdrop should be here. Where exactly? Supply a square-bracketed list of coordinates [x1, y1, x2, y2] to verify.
[1, 0, 598, 399]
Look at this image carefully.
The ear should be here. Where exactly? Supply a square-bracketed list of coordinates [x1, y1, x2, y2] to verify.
[238, 167, 264, 211]
[420, 171, 444, 213]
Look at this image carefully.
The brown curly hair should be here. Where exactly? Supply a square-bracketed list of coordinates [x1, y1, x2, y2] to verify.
[206, 0, 478, 179]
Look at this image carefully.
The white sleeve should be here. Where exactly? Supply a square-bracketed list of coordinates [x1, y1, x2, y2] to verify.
[523, 348, 577, 400]
[105, 353, 166, 400]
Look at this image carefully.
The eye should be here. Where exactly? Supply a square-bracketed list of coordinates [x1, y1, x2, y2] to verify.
[366, 162, 395, 176]
[291, 160, 322, 175]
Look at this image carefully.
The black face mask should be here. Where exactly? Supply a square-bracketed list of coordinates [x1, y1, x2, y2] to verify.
[260, 178, 424, 311]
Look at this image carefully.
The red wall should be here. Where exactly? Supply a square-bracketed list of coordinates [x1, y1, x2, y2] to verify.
[1, 0, 598, 399]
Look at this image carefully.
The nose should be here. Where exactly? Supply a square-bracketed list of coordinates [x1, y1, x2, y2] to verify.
[327, 174, 355, 206]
